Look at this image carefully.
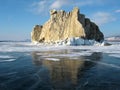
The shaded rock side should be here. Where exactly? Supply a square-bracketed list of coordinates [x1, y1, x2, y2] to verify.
[31, 7, 104, 44]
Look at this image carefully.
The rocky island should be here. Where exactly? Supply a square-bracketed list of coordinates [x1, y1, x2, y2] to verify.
[31, 7, 104, 45]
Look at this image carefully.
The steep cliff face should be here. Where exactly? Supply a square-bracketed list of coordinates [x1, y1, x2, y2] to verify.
[31, 7, 104, 44]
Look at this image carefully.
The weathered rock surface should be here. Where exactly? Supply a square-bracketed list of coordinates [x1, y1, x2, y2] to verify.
[31, 7, 104, 45]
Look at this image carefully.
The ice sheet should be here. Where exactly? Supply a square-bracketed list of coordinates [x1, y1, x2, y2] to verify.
[86, 59, 120, 69]
[0, 55, 13, 58]
[0, 42, 120, 58]
[45, 58, 60, 61]
[109, 54, 120, 58]
[0, 59, 16, 62]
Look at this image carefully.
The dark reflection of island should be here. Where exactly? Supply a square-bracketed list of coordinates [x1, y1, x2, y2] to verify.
[31, 50, 102, 90]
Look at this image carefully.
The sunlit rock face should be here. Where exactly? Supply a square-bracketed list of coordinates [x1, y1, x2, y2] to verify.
[31, 7, 104, 45]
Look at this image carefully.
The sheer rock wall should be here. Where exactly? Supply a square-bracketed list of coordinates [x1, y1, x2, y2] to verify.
[31, 7, 104, 44]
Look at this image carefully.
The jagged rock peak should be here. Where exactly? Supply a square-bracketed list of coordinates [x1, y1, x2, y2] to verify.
[31, 7, 104, 45]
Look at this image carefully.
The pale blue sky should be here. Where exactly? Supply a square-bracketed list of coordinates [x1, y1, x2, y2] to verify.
[0, 0, 120, 40]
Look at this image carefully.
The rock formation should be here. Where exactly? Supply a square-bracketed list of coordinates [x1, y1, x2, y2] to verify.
[31, 7, 104, 45]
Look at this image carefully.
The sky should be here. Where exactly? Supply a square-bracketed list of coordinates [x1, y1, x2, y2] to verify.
[0, 0, 120, 40]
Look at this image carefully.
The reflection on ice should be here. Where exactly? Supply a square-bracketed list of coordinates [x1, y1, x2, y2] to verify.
[45, 58, 60, 61]
[31, 50, 102, 89]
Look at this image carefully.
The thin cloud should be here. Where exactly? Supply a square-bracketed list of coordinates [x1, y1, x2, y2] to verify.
[50, 0, 70, 9]
[30, 0, 72, 14]
[29, 0, 109, 15]
[74, 0, 94, 6]
[30, 0, 50, 14]
[73, 0, 106, 7]
[91, 12, 116, 25]
[49, 0, 106, 9]
[115, 10, 120, 13]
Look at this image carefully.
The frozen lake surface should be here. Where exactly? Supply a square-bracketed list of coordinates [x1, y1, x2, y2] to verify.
[0, 42, 120, 90]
